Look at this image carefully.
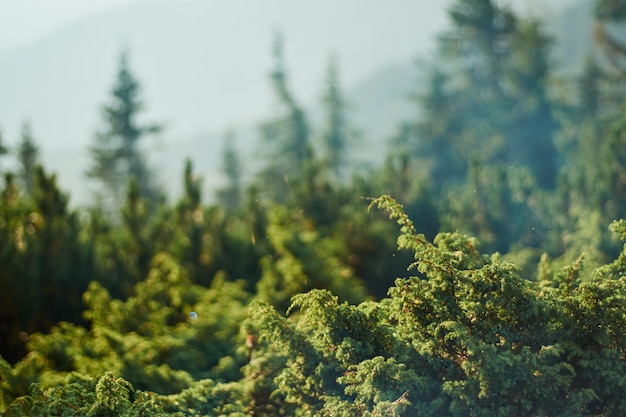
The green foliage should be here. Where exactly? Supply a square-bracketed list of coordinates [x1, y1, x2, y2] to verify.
[0, 126, 9, 170]
[2, 252, 250, 403]
[4, 196, 626, 415]
[1, 372, 164, 417]
[595, 0, 626, 21]
[256, 205, 368, 312]
[443, 162, 546, 254]
[0, 167, 92, 363]
[5, 1, 626, 414]
[412, 0, 558, 191]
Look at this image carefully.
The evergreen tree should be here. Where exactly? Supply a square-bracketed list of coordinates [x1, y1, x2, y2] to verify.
[572, 1, 626, 219]
[562, 57, 608, 212]
[5, 198, 626, 415]
[594, 0, 626, 74]
[180, 159, 202, 213]
[119, 180, 156, 288]
[172, 159, 208, 284]
[505, 18, 559, 189]
[579, 57, 603, 116]
[594, 0, 626, 217]
[412, 65, 466, 191]
[0, 166, 92, 364]
[447, 0, 515, 97]
[319, 53, 351, 180]
[258, 31, 311, 201]
[86, 49, 162, 211]
[16, 120, 40, 195]
[412, 0, 558, 190]
[216, 130, 242, 210]
[412, 0, 515, 190]
[0, 126, 9, 173]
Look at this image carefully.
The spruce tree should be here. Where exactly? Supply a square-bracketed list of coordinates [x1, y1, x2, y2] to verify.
[412, 64, 466, 191]
[173, 159, 208, 284]
[505, 18, 559, 189]
[563, 58, 607, 211]
[579, 0, 626, 219]
[412, 0, 516, 190]
[216, 130, 242, 210]
[16, 120, 40, 195]
[412, 0, 558, 190]
[87, 49, 162, 211]
[594, 0, 626, 74]
[0, 126, 8, 173]
[258, 31, 311, 201]
[319, 53, 351, 180]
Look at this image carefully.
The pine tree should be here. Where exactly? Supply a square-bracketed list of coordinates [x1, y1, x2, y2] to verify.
[173, 159, 208, 284]
[119, 180, 158, 292]
[412, 64, 466, 191]
[412, 0, 516, 190]
[16, 120, 40, 195]
[411, 0, 559, 191]
[258, 31, 311, 201]
[319, 53, 351, 180]
[563, 57, 607, 211]
[0, 165, 93, 364]
[579, 57, 603, 116]
[86, 49, 162, 211]
[216, 131, 242, 210]
[0, 126, 9, 173]
[505, 18, 559, 188]
[581, 1, 626, 218]
[594, 0, 626, 74]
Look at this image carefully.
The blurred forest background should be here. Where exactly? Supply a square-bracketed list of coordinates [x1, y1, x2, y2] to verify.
[3, 0, 626, 414]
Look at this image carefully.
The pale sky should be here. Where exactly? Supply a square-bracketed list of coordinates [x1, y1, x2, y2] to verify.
[0, 0, 142, 52]
[0, 0, 578, 53]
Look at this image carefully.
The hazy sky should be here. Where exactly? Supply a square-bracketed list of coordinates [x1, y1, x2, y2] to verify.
[0, 0, 581, 143]
[0, 0, 141, 52]
[0, 0, 578, 53]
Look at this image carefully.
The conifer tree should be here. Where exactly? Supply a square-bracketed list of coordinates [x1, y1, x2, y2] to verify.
[412, 0, 558, 190]
[87, 49, 162, 211]
[6, 196, 626, 415]
[412, 65, 466, 191]
[173, 159, 208, 284]
[258, 31, 311, 201]
[16, 120, 40, 195]
[563, 58, 607, 211]
[119, 180, 158, 291]
[319, 53, 351, 180]
[594, 0, 626, 74]
[505, 18, 559, 188]
[577, 1, 626, 219]
[180, 159, 202, 212]
[412, 0, 515, 190]
[216, 130, 242, 210]
[0, 165, 92, 364]
[579, 57, 602, 116]
[0, 126, 8, 173]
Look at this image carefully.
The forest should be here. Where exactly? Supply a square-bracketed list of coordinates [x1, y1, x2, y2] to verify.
[2, 0, 626, 415]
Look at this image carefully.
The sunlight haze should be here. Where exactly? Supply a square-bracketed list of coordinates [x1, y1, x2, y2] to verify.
[0, 0, 581, 203]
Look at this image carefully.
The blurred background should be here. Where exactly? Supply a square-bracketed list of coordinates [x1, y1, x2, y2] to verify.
[0, 0, 583, 204]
